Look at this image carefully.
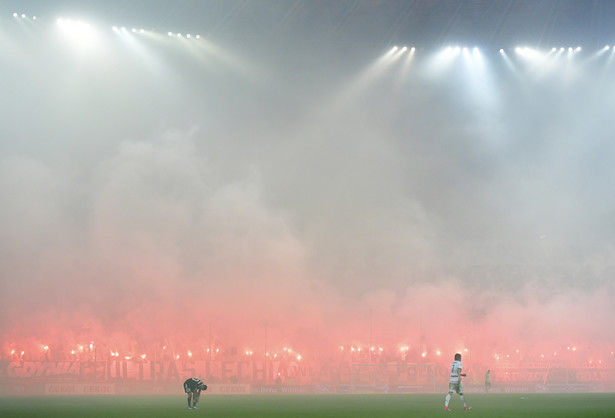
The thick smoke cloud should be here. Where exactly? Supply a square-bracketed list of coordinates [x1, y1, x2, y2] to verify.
[1, 8, 614, 364]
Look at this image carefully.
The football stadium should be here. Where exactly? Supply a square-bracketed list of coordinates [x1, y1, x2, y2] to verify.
[1, 1, 615, 416]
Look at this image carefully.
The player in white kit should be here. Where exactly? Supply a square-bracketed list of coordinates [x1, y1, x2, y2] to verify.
[444, 353, 471, 411]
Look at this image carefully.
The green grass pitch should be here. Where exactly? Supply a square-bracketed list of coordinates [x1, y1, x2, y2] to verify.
[1, 393, 614, 417]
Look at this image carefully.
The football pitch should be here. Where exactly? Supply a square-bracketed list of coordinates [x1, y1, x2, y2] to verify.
[1, 393, 614, 417]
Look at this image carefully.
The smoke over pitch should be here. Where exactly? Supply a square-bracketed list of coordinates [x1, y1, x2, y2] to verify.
[1, 15, 614, 363]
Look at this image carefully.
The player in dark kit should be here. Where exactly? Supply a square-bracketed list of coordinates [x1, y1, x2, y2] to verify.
[183, 377, 207, 409]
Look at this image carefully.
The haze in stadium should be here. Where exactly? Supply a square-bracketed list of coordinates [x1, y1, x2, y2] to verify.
[1, 0, 614, 390]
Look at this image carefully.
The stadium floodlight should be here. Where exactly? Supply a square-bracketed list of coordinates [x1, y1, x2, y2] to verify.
[56, 18, 101, 48]
[33, 16, 37, 20]
[472, 47, 482, 63]
[461, 46, 471, 61]
[196, 34, 200, 39]
[13, 12, 17, 17]
[168, 31, 173, 36]
[376, 45, 399, 61]
[21, 14, 26, 18]
[131, 28, 137, 32]
[514, 46, 536, 57]
[576, 46, 581, 52]
[425, 45, 460, 74]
